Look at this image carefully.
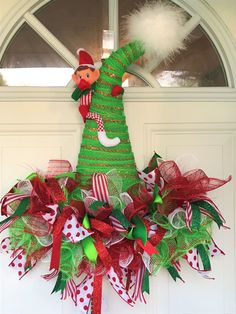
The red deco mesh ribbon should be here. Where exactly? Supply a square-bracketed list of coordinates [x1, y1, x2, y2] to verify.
[92, 274, 103, 314]
[45, 178, 66, 203]
[25, 245, 52, 268]
[50, 206, 73, 270]
[91, 234, 114, 314]
[90, 218, 114, 236]
[158, 160, 231, 201]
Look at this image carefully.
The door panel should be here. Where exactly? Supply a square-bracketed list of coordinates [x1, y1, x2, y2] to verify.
[0, 99, 235, 314]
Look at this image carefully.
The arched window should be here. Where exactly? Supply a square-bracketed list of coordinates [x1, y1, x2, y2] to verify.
[0, 0, 235, 88]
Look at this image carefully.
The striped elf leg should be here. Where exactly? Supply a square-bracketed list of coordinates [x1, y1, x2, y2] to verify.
[86, 112, 120, 147]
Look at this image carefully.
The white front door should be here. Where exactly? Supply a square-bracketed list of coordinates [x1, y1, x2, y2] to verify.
[0, 92, 235, 314]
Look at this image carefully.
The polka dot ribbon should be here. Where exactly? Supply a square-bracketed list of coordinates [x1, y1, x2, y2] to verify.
[62, 214, 93, 243]
[1, 238, 36, 279]
[184, 239, 225, 279]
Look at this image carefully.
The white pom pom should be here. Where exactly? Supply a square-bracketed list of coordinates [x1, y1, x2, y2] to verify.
[126, 2, 187, 59]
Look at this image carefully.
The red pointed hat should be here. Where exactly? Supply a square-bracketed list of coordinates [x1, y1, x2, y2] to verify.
[76, 48, 95, 69]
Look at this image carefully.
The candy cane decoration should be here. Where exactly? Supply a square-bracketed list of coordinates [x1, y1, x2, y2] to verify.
[92, 173, 110, 203]
[86, 112, 120, 147]
[184, 201, 192, 230]
[0, 217, 17, 234]
[86, 112, 104, 132]
[132, 264, 146, 303]
[80, 92, 92, 107]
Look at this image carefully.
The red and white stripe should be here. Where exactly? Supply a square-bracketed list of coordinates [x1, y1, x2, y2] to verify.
[0, 217, 17, 234]
[80, 92, 92, 107]
[132, 264, 146, 303]
[107, 267, 134, 305]
[46, 159, 72, 177]
[42, 269, 58, 281]
[109, 216, 127, 232]
[61, 279, 77, 305]
[86, 112, 105, 132]
[200, 197, 226, 225]
[184, 201, 192, 230]
[0, 193, 29, 208]
[92, 173, 109, 203]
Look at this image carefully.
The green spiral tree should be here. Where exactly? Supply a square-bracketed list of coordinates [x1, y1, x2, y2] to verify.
[76, 41, 145, 191]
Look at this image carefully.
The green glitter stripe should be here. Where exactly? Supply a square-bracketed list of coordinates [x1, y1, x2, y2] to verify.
[76, 41, 145, 191]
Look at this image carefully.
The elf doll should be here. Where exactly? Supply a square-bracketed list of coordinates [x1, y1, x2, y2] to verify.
[71, 49, 121, 147]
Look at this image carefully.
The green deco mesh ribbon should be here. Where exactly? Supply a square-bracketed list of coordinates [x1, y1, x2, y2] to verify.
[151, 214, 213, 273]
[9, 218, 42, 256]
[76, 41, 145, 191]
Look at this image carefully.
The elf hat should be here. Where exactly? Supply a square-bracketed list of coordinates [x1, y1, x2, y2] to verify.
[76, 48, 96, 69]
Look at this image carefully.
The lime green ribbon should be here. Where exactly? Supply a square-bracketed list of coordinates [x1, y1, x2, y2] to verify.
[81, 214, 97, 263]
[0, 198, 30, 226]
[132, 215, 147, 245]
[153, 185, 163, 204]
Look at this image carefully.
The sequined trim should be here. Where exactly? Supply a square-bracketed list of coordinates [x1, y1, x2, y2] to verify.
[103, 64, 116, 72]
[96, 90, 122, 99]
[102, 118, 125, 123]
[78, 172, 139, 178]
[92, 102, 123, 111]
[79, 155, 135, 161]
[123, 47, 133, 64]
[101, 70, 121, 81]
[83, 135, 130, 143]
[81, 144, 130, 153]
[87, 127, 128, 133]
[111, 55, 126, 68]
[78, 161, 136, 168]
[97, 79, 114, 87]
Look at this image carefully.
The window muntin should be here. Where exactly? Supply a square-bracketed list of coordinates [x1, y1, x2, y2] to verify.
[151, 26, 228, 87]
[118, 0, 227, 87]
[0, 22, 73, 86]
[35, 0, 109, 63]
[0, 0, 229, 87]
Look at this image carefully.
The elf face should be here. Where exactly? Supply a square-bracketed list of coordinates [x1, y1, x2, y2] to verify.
[72, 67, 100, 90]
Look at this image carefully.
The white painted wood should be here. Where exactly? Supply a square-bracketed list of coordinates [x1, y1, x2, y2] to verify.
[0, 0, 235, 314]
[24, 12, 77, 68]
[1, 0, 236, 88]
[145, 15, 202, 73]
[0, 100, 234, 314]
[109, 0, 119, 50]
[0, 86, 236, 102]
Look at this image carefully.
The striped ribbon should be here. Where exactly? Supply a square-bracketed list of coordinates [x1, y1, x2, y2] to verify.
[201, 197, 226, 224]
[80, 92, 92, 106]
[0, 217, 17, 234]
[107, 266, 134, 305]
[46, 159, 72, 177]
[132, 264, 146, 303]
[92, 173, 109, 203]
[0, 193, 29, 208]
[61, 279, 77, 305]
[109, 216, 127, 232]
[184, 201, 192, 230]
[42, 269, 58, 281]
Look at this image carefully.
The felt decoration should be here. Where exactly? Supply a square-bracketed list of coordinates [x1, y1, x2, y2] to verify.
[72, 49, 120, 147]
[0, 2, 231, 314]
[77, 48, 96, 69]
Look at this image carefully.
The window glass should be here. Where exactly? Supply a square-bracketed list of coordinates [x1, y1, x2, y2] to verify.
[119, 0, 191, 47]
[122, 73, 147, 87]
[151, 26, 228, 87]
[35, 0, 108, 62]
[0, 22, 72, 86]
[0, 0, 228, 87]
[119, 0, 227, 87]
[0, 0, 108, 86]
